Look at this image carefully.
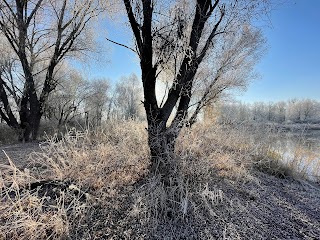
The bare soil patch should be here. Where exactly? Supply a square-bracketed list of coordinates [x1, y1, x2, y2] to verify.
[0, 142, 41, 168]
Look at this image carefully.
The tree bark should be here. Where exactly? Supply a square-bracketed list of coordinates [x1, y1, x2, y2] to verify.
[147, 120, 179, 184]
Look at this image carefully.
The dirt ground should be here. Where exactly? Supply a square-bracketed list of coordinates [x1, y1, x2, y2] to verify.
[65, 170, 320, 239]
[196, 171, 320, 239]
[0, 142, 41, 168]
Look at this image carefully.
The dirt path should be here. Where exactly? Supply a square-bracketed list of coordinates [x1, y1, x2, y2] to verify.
[202, 172, 320, 239]
[0, 142, 41, 168]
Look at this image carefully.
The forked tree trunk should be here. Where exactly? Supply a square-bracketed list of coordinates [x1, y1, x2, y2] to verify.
[123, 0, 222, 184]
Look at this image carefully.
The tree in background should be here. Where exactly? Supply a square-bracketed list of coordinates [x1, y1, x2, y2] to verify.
[217, 99, 320, 124]
[0, 35, 19, 128]
[0, 0, 106, 141]
[112, 73, 144, 120]
[85, 79, 110, 127]
[122, 0, 269, 179]
[188, 24, 265, 125]
[44, 68, 91, 127]
[299, 99, 318, 122]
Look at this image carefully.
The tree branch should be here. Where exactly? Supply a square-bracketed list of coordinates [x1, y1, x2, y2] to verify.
[105, 38, 137, 53]
[123, 0, 143, 55]
[26, 0, 44, 26]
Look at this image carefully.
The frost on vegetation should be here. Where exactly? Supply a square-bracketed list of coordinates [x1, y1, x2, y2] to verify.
[201, 183, 224, 206]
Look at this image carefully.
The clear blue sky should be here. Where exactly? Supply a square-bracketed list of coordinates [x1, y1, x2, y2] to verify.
[76, 19, 141, 82]
[237, 0, 320, 102]
[78, 0, 320, 103]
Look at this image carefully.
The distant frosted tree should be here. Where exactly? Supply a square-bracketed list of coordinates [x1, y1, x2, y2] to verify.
[85, 79, 110, 127]
[113, 74, 144, 120]
[300, 99, 317, 122]
[45, 68, 90, 126]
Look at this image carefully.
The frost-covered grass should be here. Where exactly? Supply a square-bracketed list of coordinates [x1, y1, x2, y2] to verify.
[0, 121, 319, 239]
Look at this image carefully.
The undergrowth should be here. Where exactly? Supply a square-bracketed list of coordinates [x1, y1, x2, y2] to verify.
[0, 121, 149, 239]
[0, 121, 319, 239]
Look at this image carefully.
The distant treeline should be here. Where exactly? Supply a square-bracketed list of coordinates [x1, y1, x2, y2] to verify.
[218, 99, 320, 125]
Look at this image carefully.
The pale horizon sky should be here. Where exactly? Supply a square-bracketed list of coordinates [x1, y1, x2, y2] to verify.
[76, 0, 320, 104]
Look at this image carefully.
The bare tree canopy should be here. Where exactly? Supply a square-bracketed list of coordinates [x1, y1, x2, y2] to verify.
[0, 0, 106, 141]
[218, 99, 320, 125]
[85, 78, 110, 127]
[44, 67, 91, 126]
[121, 0, 269, 179]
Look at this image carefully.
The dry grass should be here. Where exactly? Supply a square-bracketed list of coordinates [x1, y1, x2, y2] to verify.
[176, 123, 256, 181]
[30, 121, 149, 190]
[252, 130, 320, 181]
[0, 156, 71, 239]
[285, 143, 320, 180]
[0, 120, 149, 239]
[0, 120, 319, 239]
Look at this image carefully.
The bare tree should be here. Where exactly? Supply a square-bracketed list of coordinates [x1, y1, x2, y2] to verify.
[188, 25, 265, 125]
[112, 73, 144, 120]
[218, 99, 320, 125]
[0, 35, 20, 129]
[0, 0, 105, 141]
[45, 67, 90, 126]
[274, 101, 286, 123]
[299, 99, 317, 122]
[85, 78, 110, 127]
[121, 0, 269, 179]
[286, 99, 301, 122]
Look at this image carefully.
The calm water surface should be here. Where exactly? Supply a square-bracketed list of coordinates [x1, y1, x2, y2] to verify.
[273, 130, 320, 180]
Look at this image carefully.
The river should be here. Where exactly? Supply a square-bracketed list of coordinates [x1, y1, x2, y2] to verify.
[272, 130, 320, 180]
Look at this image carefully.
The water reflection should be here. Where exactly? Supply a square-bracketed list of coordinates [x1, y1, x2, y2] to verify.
[273, 130, 320, 180]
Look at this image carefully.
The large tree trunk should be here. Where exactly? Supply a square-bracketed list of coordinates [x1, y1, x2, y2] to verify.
[19, 117, 41, 142]
[147, 118, 181, 185]
[30, 110, 41, 141]
[18, 93, 42, 142]
[147, 120, 186, 219]
[19, 111, 42, 142]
